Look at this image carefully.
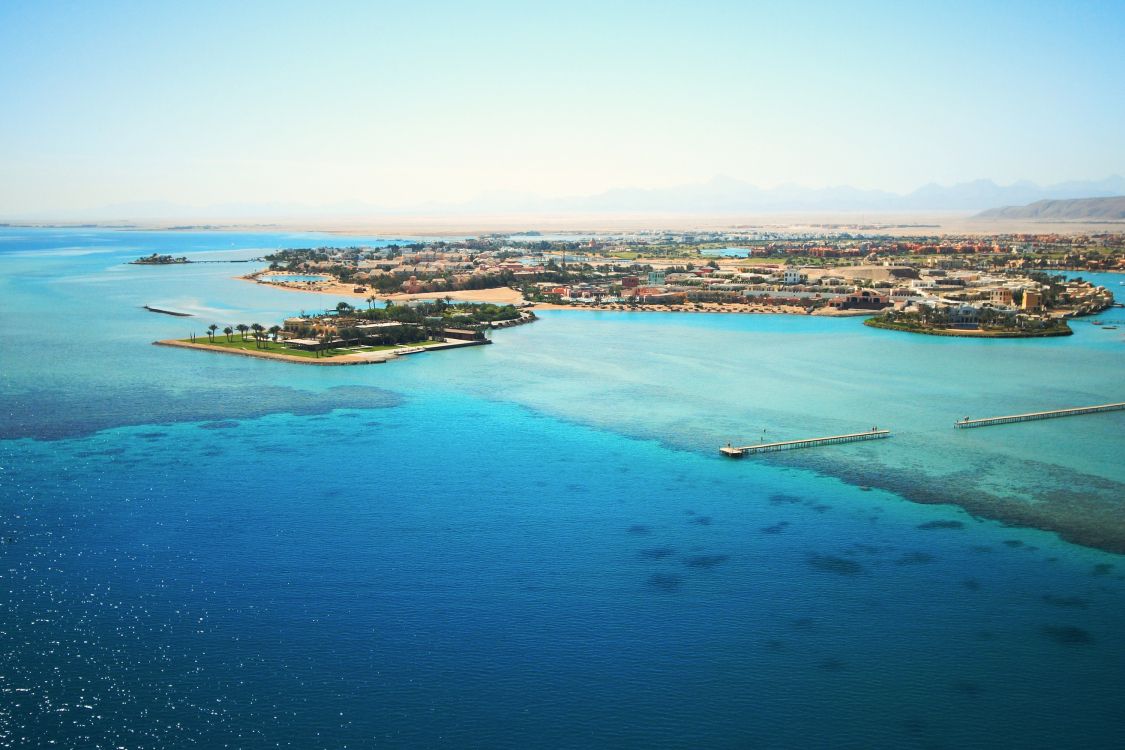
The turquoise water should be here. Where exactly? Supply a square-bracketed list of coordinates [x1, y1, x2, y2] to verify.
[259, 273, 331, 283]
[1, 229, 1123, 748]
[701, 246, 755, 257]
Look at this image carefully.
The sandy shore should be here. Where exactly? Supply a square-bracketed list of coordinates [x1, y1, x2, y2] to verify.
[810, 307, 878, 317]
[245, 274, 527, 305]
[156, 339, 393, 365]
[248, 274, 883, 316]
[381, 287, 526, 305]
[527, 301, 812, 315]
[155, 338, 488, 366]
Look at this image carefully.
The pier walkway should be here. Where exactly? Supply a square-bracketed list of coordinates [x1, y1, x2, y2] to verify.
[955, 402, 1125, 429]
[721, 429, 890, 457]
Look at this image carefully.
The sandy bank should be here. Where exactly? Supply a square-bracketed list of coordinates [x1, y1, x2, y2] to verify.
[381, 287, 526, 305]
[156, 339, 393, 365]
[810, 307, 878, 317]
[155, 338, 489, 366]
[242, 274, 526, 305]
[528, 302, 810, 315]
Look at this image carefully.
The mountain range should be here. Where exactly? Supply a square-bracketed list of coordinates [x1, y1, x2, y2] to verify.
[491, 175, 1125, 214]
[974, 196, 1125, 221]
[12, 176, 1125, 220]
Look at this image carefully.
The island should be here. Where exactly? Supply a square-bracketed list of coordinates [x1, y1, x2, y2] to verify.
[865, 312, 1073, 338]
[132, 253, 190, 264]
[155, 300, 535, 365]
[862, 271, 1112, 337]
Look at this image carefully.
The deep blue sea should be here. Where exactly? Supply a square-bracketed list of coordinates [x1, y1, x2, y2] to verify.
[1, 228, 1123, 749]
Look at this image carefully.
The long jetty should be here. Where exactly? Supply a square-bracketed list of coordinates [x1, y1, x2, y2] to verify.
[954, 402, 1125, 429]
[721, 429, 890, 457]
[143, 305, 193, 317]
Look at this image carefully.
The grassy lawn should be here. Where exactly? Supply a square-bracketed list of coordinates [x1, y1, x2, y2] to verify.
[347, 344, 400, 352]
[182, 337, 328, 358]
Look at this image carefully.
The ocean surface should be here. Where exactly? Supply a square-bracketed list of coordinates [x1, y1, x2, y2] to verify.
[1, 228, 1123, 749]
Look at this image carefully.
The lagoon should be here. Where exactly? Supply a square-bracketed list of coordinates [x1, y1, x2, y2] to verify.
[701, 246, 756, 257]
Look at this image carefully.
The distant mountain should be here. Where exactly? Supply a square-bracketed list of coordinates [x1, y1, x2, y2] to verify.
[449, 175, 1125, 214]
[560, 176, 901, 213]
[974, 196, 1125, 221]
[898, 176, 1125, 211]
[9, 175, 1125, 221]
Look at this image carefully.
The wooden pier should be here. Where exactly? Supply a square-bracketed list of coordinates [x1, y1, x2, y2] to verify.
[721, 429, 891, 457]
[954, 402, 1125, 429]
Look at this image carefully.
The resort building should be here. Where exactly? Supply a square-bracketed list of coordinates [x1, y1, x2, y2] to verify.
[988, 287, 1014, 306]
[826, 289, 891, 310]
[781, 268, 808, 285]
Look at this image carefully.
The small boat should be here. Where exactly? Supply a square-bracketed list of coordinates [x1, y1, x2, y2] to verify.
[1103, 325, 1118, 330]
[1091, 320, 1103, 325]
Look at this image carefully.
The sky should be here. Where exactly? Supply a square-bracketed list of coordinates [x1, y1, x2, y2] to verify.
[1, 0, 1124, 216]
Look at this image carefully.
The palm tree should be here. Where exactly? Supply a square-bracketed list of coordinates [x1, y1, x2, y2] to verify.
[269, 325, 281, 342]
[317, 329, 334, 358]
[223, 326, 234, 342]
[207, 323, 218, 342]
[250, 323, 265, 348]
[366, 295, 377, 310]
[236, 323, 249, 341]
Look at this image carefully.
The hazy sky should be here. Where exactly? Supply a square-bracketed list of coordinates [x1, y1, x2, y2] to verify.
[2, 0, 1123, 214]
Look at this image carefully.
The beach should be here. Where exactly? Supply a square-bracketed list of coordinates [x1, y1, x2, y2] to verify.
[243, 274, 828, 315]
[244, 273, 529, 305]
[529, 300, 812, 314]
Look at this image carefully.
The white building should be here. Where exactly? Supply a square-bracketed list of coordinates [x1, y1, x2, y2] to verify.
[782, 268, 808, 285]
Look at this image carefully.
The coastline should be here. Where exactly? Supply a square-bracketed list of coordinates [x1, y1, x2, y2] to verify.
[529, 301, 813, 315]
[155, 338, 488, 365]
[240, 273, 833, 315]
[242, 273, 529, 305]
[864, 317, 1074, 338]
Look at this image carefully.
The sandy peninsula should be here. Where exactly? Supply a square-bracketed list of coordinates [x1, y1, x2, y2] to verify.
[243, 274, 827, 315]
[155, 338, 487, 365]
[244, 273, 528, 305]
[529, 301, 811, 315]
